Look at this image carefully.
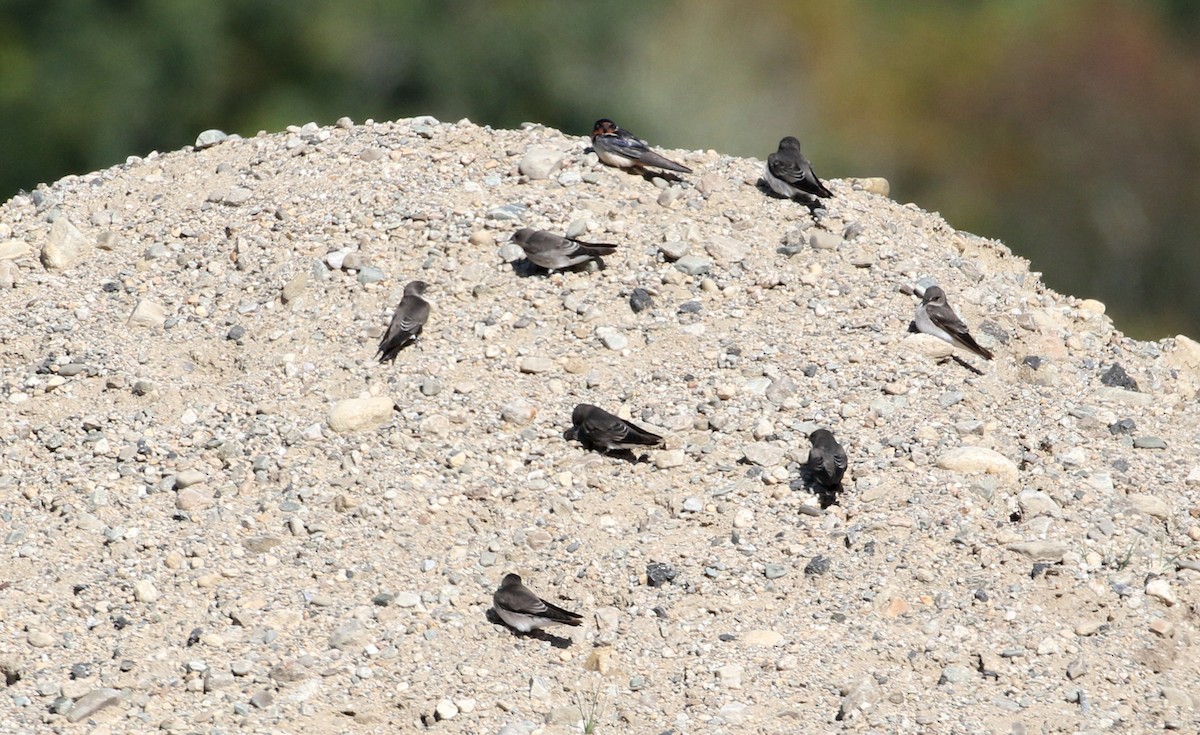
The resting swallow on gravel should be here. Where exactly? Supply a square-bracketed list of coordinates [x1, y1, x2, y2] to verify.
[590, 118, 693, 175]
[571, 403, 664, 453]
[512, 228, 617, 271]
[492, 573, 583, 633]
[913, 285, 994, 360]
[376, 280, 430, 362]
[806, 428, 847, 495]
[764, 136, 833, 201]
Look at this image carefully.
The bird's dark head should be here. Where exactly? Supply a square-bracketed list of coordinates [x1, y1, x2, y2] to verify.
[779, 136, 802, 151]
[922, 286, 947, 305]
[512, 228, 535, 245]
[501, 573, 522, 587]
[571, 403, 596, 425]
[404, 280, 429, 297]
[592, 119, 618, 138]
[810, 428, 834, 444]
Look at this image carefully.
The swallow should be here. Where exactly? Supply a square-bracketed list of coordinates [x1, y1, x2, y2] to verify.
[913, 285, 994, 360]
[571, 403, 664, 453]
[590, 118, 693, 174]
[806, 428, 847, 495]
[492, 573, 583, 633]
[512, 228, 617, 271]
[763, 137, 833, 201]
[376, 280, 430, 362]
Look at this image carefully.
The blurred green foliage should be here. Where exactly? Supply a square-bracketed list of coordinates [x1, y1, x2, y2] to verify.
[1, 0, 1197, 338]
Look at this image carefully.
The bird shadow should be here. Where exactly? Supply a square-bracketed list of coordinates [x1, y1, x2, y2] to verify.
[635, 168, 686, 185]
[908, 322, 986, 376]
[485, 608, 573, 649]
[755, 178, 824, 215]
[510, 258, 606, 278]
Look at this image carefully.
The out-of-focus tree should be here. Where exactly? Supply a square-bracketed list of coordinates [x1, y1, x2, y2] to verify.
[1, 1, 1198, 337]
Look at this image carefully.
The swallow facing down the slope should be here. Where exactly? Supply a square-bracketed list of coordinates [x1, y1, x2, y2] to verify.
[913, 285, 994, 361]
[806, 428, 848, 495]
[590, 118, 693, 175]
[571, 403, 664, 453]
[376, 280, 430, 362]
[763, 136, 833, 201]
[492, 573, 583, 633]
[512, 228, 618, 271]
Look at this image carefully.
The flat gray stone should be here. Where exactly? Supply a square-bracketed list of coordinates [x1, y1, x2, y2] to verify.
[127, 299, 167, 328]
[66, 687, 122, 723]
[674, 255, 711, 276]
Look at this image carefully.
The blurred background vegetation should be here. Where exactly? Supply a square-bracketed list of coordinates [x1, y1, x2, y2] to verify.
[2, 0, 1198, 339]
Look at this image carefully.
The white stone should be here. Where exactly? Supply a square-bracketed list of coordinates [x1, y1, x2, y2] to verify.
[328, 397, 394, 433]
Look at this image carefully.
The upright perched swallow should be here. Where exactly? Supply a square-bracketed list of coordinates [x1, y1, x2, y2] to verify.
[806, 429, 847, 494]
[914, 285, 993, 360]
[764, 137, 833, 201]
[591, 118, 693, 174]
[492, 573, 583, 633]
[571, 403, 664, 453]
[376, 280, 430, 362]
[512, 228, 617, 271]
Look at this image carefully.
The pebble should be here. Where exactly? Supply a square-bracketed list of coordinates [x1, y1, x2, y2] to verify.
[517, 148, 563, 180]
[65, 687, 122, 723]
[1145, 578, 1176, 605]
[595, 326, 628, 351]
[133, 579, 158, 603]
[128, 299, 167, 328]
[328, 397, 394, 433]
[1133, 436, 1167, 449]
[654, 450, 685, 469]
[763, 563, 788, 579]
[839, 675, 879, 721]
[1006, 541, 1069, 562]
[27, 630, 55, 648]
[717, 664, 743, 689]
[674, 255, 711, 276]
[659, 241, 689, 260]
[704, 236, 750, 264]
[519, 356, 554, 373]
[41, 217, 93, 270]
[810, 231, 843, 250]
[629, 287, 654, 313]
[500, 400, 537, 425]
[741, 442, 785, 467]
[174, 469, 206, 489]
[435, 698, 459, 720]
[804, 556, 831, 576]
[936, 447, 1018, 484]
[1100, 363, 1139, 391]
[1127, 493, 1169, 519]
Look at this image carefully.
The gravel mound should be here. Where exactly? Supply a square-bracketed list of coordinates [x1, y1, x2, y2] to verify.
[2, 116, 1199, 733]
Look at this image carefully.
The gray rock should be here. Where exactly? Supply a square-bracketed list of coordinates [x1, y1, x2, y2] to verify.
[174, 470, 206, 489]
[742, 442, 785, 467]
[519, 357, 554, 374]
[1017, 489, 1060, 518]
[500, 400, 537, 425]
[127, 299, 167, 328]
[487, 203, 527, 221]
[1006, 541, 1069, 562]
[357, 266, 385, 285]
[939, 665, 972, 685]
[704, 236, 750, 264]
[66, 687, 122, 723]
[765, 376, 797, 405]
[659, 241, 689, 261]
[810, 231, 843, 251]
[1133, 436, 1166, 449]
[838, 675, 879, 721]
[518, 148, 564, 180]
[41, 217, 93, 270]
[764, 563, 788, 579]
[674, 255, 711, 276]
[629, 288, 654, 313]
[654, 450, 685, 469]
[804, 556, 831, 576]
[194, 129, 229, 149]
[595, 327, 628, 351]
[327, 397, 394, 433]
[936, 447, 1018, 484]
